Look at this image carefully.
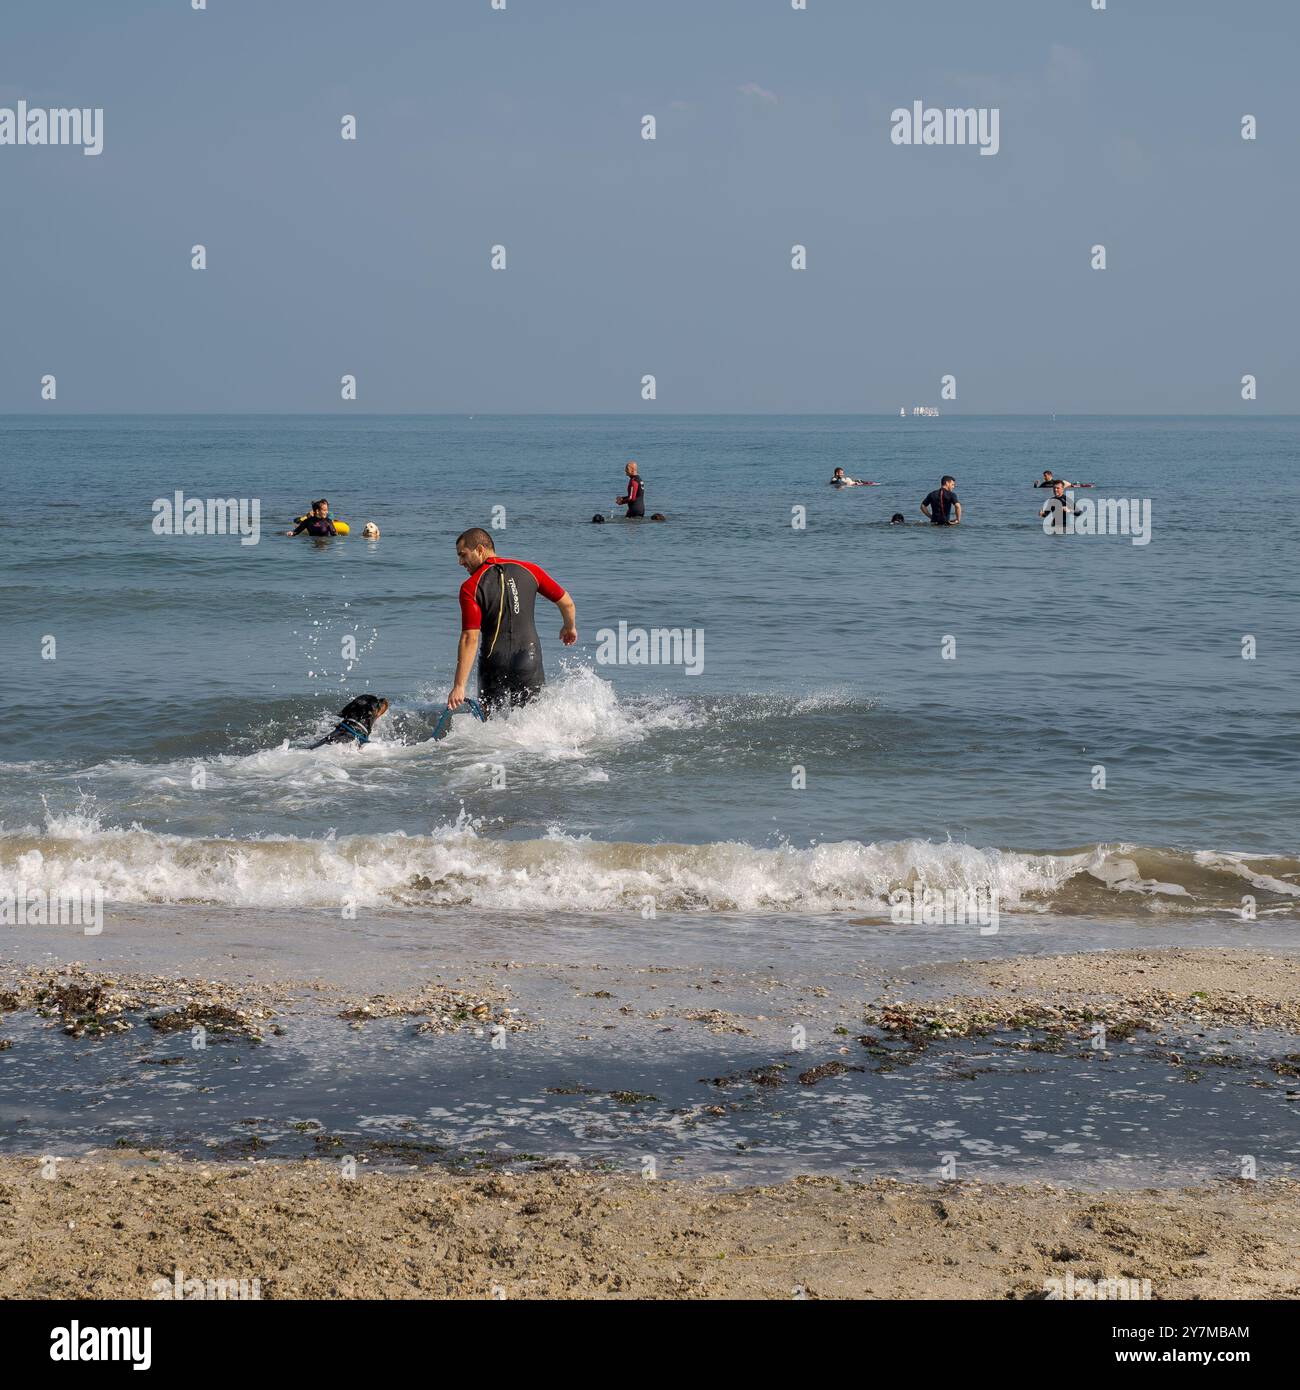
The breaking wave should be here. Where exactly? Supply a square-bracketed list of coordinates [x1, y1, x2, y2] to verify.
[1, 808, 1296, 918]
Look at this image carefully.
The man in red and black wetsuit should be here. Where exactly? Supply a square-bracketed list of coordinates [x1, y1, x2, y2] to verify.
[617, 461, 645, 518]
[448, 528, 578, 716]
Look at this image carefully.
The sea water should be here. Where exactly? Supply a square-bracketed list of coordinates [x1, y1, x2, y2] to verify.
[1, 413, 1297, 927]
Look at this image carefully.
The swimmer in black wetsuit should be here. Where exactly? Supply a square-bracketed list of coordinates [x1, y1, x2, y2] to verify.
[286, 500, 337, 537]
[1035, 469, 1093, 489]
[617, 461, 646, 518]
[920, 476, 961, 526]
[1039, 480, 1083, 531]
[448, 528, 578, 717]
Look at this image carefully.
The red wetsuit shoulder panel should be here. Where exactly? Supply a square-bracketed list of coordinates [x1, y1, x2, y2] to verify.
[498, 557, 564, 603]
[459, 561, 496, 631]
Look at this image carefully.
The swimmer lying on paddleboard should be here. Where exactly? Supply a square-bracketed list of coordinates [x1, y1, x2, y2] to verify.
[1034, 470, 1093, 489]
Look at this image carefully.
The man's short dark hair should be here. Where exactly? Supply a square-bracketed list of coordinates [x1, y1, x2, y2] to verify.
[941, 476, 955, 487]
[1042, 470, 1052, 477]
[456, 527, 495, 551]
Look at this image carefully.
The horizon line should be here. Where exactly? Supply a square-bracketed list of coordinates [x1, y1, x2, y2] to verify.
[1, 411, 1295, 420]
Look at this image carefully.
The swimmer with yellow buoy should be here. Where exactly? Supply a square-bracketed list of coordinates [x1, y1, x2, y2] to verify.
[286, 498, 352, 536]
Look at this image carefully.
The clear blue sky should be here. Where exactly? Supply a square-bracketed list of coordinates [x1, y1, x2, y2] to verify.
[1, 0, 1296, 412]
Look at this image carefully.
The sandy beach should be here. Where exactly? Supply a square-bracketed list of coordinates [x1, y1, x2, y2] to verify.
[5, 934, 1299, 1298]
[4, 1156, 1298, 1300]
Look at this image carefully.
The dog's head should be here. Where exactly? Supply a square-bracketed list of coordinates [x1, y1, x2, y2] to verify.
[338, 695, 389, 734]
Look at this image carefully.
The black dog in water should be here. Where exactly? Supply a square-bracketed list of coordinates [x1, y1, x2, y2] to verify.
[309, 695, 390, 748]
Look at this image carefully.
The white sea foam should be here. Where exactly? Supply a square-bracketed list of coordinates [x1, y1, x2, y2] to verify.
[2, 676, 1293, 919]
[1, 811, 1289, 916]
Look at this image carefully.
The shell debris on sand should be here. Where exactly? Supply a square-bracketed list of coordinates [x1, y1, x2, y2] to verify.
[870, 947, 1300, 1041]
[0, 965, 287, 1040]
[338, 983, 528, 1037]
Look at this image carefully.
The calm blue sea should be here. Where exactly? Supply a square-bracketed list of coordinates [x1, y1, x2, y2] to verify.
[1, 414, 1297, 920]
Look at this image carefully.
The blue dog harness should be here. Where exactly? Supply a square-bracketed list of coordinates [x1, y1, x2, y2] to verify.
[337, 718, 370, 745]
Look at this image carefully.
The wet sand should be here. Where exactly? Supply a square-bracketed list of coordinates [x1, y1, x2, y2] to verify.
[4, 918, 1299, 1297]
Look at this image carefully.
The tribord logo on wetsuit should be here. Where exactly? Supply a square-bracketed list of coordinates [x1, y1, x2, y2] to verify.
[594, 620, 704, 676]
